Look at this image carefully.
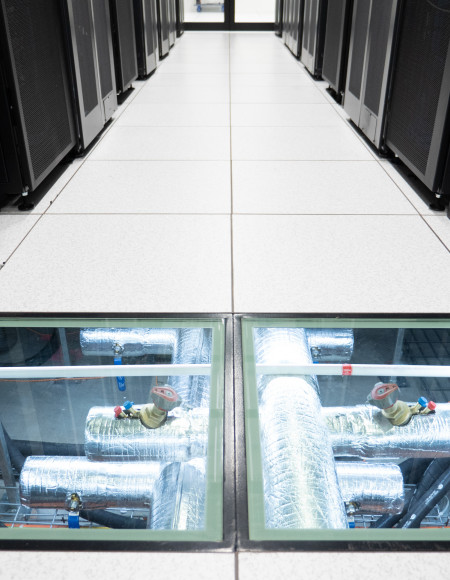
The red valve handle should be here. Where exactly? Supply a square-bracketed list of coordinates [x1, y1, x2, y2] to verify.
[152, 386, 178, 403]
[114, 405, 123, 418]
[371, 383, 398, 401]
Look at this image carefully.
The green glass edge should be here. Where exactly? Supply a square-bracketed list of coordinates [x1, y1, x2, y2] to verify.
[0, 317, 225, 543]
[242, 317, 450, 542]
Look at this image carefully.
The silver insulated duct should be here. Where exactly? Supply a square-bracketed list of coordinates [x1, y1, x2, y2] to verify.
[324, 404, 450, 459]
[306, 328, 354, 362]
[336, 462, 404, 514]
[253, 327, 320, 396]
[259, 377, 348, 529]
[79, 328, 178, 357]
[150, 459, 206, 530]
[168, 328, 212, 408]
[20, 456, 163, 509]
[85, 406, 209, 462]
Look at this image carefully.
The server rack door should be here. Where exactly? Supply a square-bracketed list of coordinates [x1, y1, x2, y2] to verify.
[282, 0, 290, 44]
[344, 0, 398, 148]
[358, 0, 398, 148]
[157, 0, 170, 58]
[0, 0, 76, 194]
[385, 0, 450, 194]
[110, 0, 139, 93]
[91, 0, 118, 122]
[322, 0, 352, 96]
[275, 0, 284, 37]
[64, 0, 105, 150]
[175, 0, 184, 37]
[301, 0, 327, 76]
[168, 0, 176, 47]
[344, 0, 371, 125]
[0, 66, 23, 199]
[134, 0, 158, 77]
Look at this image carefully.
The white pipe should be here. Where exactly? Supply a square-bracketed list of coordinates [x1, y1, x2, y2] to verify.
[0, 363, 210, 379]
[256, 363, 450, 378]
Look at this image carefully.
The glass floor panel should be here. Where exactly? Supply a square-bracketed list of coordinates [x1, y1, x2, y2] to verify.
[241, 317, 450, 542]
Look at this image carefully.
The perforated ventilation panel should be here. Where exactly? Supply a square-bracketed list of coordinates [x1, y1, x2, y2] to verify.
[3, 0, 74, 185]
[363, 0, 393, 117]
[348, 0, 370, 100]
[92, 0, 113, 99]
[116, 0, 138, 89]
[72, 0, 98, 116]
[386, 0, 450, 177]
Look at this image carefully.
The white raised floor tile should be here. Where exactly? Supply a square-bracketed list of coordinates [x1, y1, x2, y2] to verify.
[0, 215, 41, 264]
[117, 103, 230, 127]
[231, 85, 328, 104]
[231, 104, 342, 126]
[47, 160, 231, 214]
[232, 161, 417, 214]
[232, 215, 450, 313]
[0, 215, 232, 313]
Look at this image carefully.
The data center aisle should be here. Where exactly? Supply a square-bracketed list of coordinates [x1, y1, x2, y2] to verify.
[2, 30, 450, 580]
[1, 32, 450, 313]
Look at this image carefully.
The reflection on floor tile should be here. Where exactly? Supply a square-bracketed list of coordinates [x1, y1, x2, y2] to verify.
[134, 84, 229, 104]
[232, 161, 417, 214]
[233, 215, 450, 312]
[90, 126, 230, 161]
[232, 126, 375, 160]
[48, 160, 231, 214]
[0, 214, 232, 312]
[230, 73, 313, 87]
[0, 215, 41, 264]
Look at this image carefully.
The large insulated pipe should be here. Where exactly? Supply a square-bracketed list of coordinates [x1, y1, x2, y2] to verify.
[79, 328, 178, 357]
[19, 456, 163, 509]
[254, 327, 347, 529]
[254, 327, 320, 396]
[324, 404, 450, 459]
[259, 377, 348, 529]
[150, 459, 206, 530]
[336, 462, 404, 514]
[168, 328, 212, 408]
[85, 406, 209, 462]
[305, 329, 354, 363]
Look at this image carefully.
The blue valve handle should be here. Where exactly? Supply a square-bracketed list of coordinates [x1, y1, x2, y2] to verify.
[114, 356, 126, 392]
[418, 396, 428, 407]
[68, 512, 80, 529]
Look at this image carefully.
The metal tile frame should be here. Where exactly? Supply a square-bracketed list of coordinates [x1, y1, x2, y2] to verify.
[235, 313, 450, 552]
[0, 313, 235, 552]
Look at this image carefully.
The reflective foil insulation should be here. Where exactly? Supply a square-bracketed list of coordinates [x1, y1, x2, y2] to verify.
[259, 377, 348, 529]
[169, 328, 212, 408]
[305, 329, 354, 362]
[324, 404, 450, 458]
[79, 328, 178, 357]
[253, 327, 320, 396]
[85, 406, 209, 462]
[336, 462, 404, 514]
[150, 459, 206, 530]
[20, 456, 163, 509]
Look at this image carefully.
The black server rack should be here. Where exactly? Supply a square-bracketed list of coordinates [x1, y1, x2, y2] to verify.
[322, 0, 352, 99]
[63, 0, 117, 151]
[176, 0, 184, 37]
[284, 0, 305, 59]
[0, 0, 76, 202]
[344, 0, 398, 149]
[168, 0, 176, 48]
[275, 0, 284, 37]
[134, 0, 159, 77]
[92, 0, 118, 122]
[301, 0, 328, 77]
[110, 0, 139, 93]
[385, 0, 450, 201]
[157, 0, 170, 58]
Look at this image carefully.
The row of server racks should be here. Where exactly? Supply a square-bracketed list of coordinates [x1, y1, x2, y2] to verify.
[0, 0, 183, 207]
[276, 0, 450, 209]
